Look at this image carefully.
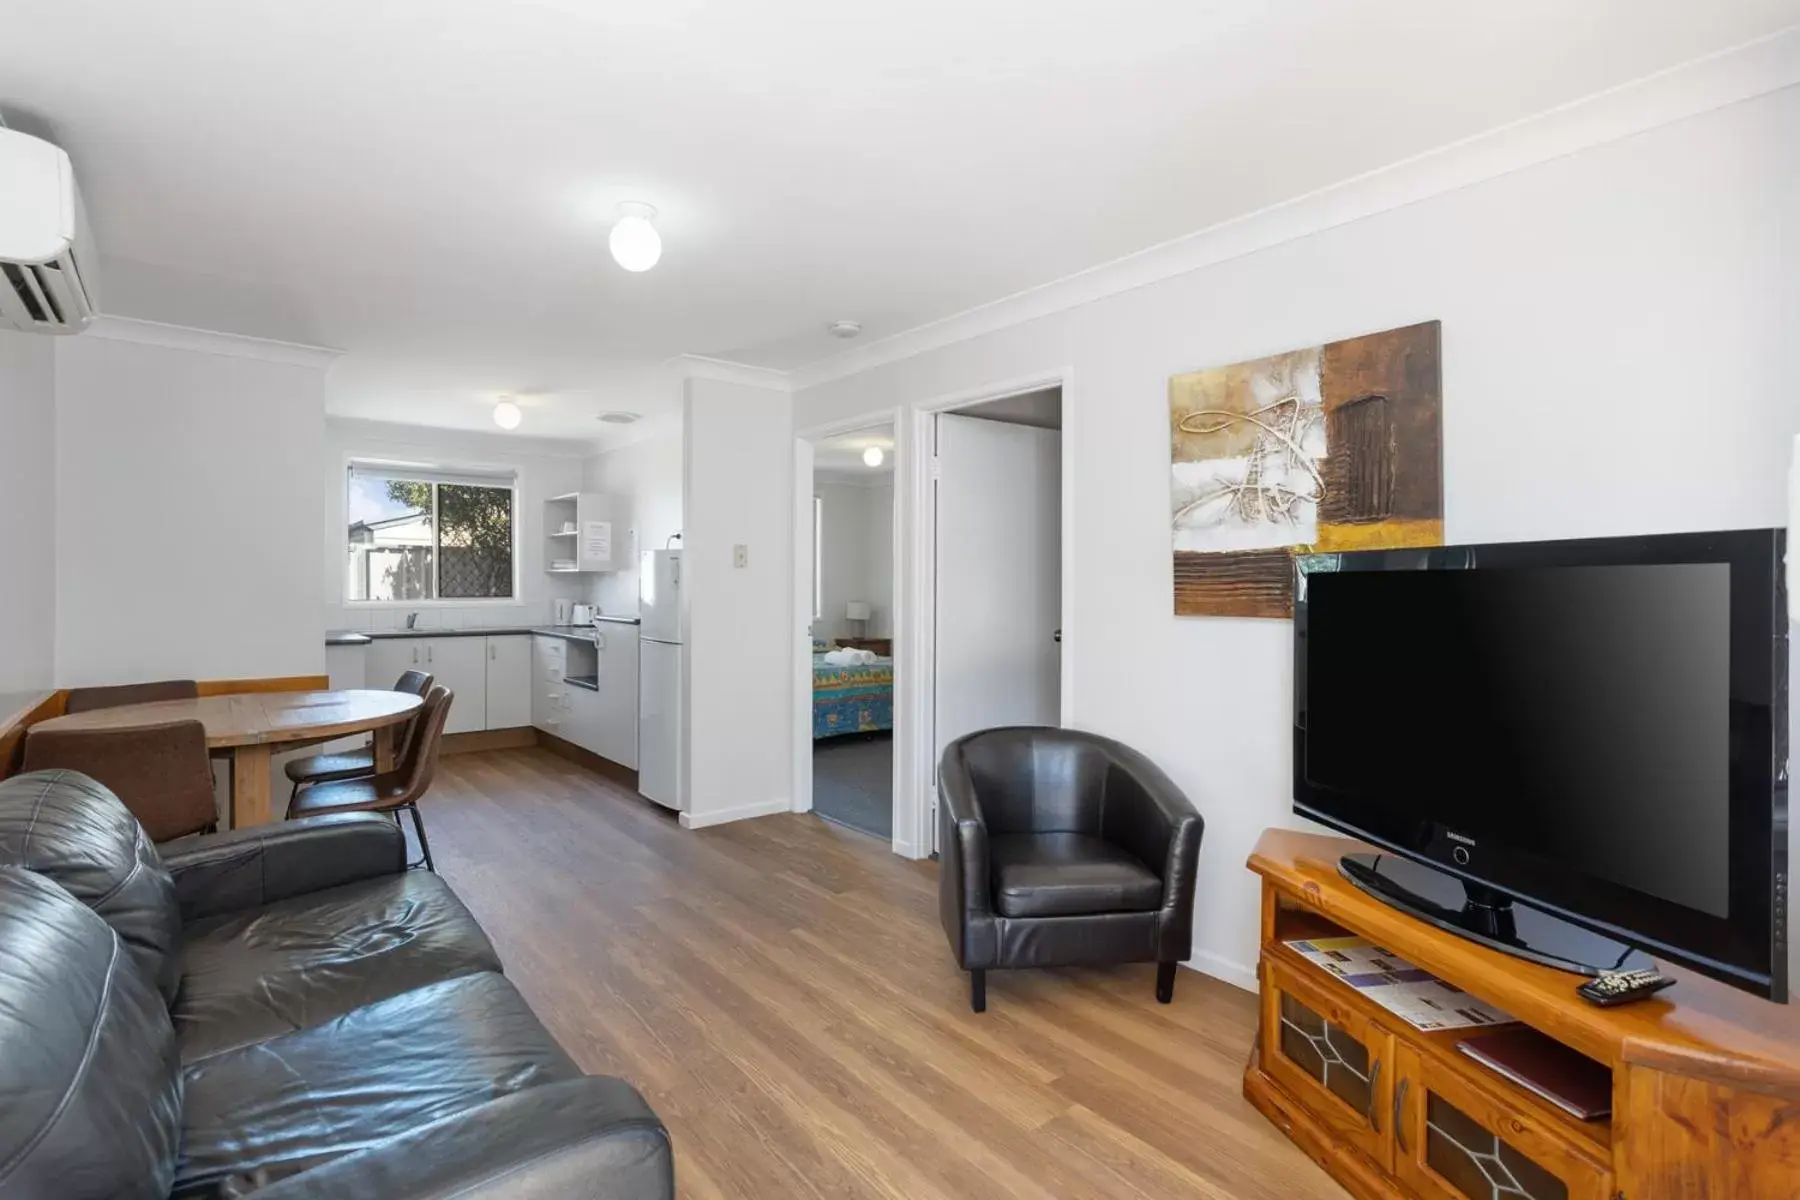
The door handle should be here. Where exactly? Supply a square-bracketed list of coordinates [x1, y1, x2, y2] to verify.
[1367, 1058, 1382, 1132]
[1394, 1077, 1409, 1153]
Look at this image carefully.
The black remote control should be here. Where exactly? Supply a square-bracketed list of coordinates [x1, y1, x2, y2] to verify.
[1577, 968, 1674, 1007]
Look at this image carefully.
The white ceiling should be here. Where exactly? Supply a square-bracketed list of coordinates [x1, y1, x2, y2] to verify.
[5, 1, 1796, 442]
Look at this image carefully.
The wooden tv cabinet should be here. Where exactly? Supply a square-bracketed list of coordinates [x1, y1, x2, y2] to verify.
[1245, 830, 1800, 1200]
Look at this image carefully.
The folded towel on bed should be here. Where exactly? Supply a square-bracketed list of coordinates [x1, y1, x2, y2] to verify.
[823, 648, 877, 666]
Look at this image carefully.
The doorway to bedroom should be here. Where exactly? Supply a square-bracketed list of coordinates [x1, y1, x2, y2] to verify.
[804, 421, 896, 840]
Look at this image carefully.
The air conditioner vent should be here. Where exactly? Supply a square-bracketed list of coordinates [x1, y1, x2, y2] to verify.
[0, 128, 99, 334]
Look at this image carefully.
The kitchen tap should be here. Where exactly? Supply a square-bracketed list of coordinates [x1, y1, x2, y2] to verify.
[406, 612, 419, 629]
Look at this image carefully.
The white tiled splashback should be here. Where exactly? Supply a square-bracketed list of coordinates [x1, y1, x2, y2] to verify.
[325, 601, 559, 633]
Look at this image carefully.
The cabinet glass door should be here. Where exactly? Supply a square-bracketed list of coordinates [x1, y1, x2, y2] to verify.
[1262, 958, 1393, 1170]
[1392, 1045, 1610, 1200]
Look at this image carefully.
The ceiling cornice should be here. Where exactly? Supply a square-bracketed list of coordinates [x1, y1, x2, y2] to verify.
[85, 314, 341, 369]
[778, 24, 1800, 393]
[666, 352, 793, 392]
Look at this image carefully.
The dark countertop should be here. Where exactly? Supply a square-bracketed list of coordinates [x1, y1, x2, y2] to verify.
[325, 619, 639, 648]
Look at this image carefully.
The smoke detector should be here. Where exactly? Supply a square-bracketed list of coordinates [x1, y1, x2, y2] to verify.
[597, 411, 642, 425]
[826, 320, 862, 339]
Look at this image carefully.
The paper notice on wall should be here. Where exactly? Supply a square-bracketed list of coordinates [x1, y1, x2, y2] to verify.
[584, 520, 612, 562]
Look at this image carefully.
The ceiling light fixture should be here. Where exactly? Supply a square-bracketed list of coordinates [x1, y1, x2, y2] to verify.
[862, 446, 885, 468]
[828, 320, 863, 339]
[598, 411, 643, 424]
[609, 202, 662, 272]
[492, 397, 522, 430]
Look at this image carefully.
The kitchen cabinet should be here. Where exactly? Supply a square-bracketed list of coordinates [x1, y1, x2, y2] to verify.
[591, 625, 639, 769]
[483, 636, 532, 729]
[417, 637, 488, 734]
[531, 630, 637, 770]
[363, 636, 485, 733]
[365, 637, 422, 694]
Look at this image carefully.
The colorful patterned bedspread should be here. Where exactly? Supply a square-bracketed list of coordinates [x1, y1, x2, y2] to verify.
[813, 654, 894, 738]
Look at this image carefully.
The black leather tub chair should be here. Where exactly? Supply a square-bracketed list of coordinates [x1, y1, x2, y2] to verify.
[938, 727, 1204, 1012]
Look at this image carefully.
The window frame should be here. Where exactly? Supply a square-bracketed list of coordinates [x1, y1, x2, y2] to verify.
[343, 456, 524, 607]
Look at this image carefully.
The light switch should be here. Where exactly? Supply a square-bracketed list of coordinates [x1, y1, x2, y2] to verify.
[733, 544, 749, 568]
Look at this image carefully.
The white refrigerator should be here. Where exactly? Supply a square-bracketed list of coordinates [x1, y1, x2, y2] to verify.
[638, 550, 683, 810]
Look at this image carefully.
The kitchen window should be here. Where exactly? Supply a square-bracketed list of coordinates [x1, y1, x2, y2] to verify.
[346, 461, 518, 602]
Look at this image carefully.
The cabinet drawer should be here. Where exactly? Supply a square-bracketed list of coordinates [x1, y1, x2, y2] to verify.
[1393, 1043, 1612, 1200]
[1261, 956, 1395, 1172]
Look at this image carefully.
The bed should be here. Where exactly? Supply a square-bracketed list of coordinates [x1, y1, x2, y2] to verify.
[813, 653, 894, 738]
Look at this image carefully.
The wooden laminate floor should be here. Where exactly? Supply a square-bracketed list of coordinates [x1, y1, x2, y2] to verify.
[426, 747, 1344, 1200]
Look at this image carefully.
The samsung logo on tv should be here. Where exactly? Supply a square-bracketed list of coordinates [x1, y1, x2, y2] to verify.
[1445, 832, 1477, 847]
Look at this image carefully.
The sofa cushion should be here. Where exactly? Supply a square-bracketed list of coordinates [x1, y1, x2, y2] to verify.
[0, 867, 182, 1200]
[989, 832, 1162, 918]
[174, 972, 581, 1197]
[0, 769, 184, 1003]
[173, 869, 503, 1061]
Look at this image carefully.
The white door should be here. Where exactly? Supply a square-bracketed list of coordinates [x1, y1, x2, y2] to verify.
[792, 437, 814, 813]
[419, 637, 488, 734]
[934, 413, 1061, 766]
[484, 635, 532, 730]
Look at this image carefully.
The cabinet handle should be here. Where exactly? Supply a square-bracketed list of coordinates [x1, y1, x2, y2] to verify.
[490, 643, 496, 660]
[428, 646, 434, 663]
[1367, 1059, 1382, 1132]
[1393, 1077, 1409, 1153]
[411, 646, 419, 664]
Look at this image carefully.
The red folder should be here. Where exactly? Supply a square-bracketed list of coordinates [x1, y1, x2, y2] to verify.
[1455, 1027, 1612, 1120]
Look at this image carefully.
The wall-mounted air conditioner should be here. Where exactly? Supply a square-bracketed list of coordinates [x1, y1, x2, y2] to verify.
[0, 126, 98, 333]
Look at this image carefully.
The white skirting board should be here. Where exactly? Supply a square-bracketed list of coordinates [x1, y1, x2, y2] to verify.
[1185, 950, 1258, 994]
[678, 797, 792, 830]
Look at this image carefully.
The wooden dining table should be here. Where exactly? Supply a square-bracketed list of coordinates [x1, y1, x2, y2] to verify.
[32, 689, 423, 829]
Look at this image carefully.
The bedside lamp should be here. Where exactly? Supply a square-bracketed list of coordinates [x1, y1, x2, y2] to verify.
[845, 601, 871, 639]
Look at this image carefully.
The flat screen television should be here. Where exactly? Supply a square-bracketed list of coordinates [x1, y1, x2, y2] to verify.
[1293, 528, 1788, 1001]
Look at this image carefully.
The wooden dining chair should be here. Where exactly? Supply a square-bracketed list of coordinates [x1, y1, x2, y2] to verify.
[282, 670, 434, 810]
[21, 720, 219, 842]
[287, 686, 453, 871]
[64, 679, 199, 715]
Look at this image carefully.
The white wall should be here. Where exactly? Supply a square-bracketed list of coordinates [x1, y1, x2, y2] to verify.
[53, 335, 331, 686]
[682, 377, 795, 826]
[321, 418, 589, 632]
[795, 86, 1800, 990]
[813, 478, 894, 640]
[0, 331, 56, 691]
[583, 426, 684, 617]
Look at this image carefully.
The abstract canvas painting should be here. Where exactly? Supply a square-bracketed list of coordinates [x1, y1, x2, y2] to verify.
[1170, 320, 1442, 618]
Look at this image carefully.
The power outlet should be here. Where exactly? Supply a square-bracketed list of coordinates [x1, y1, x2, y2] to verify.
[732, 544, 749, 569]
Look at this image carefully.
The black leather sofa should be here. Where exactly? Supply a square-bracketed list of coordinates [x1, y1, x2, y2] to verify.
[0, 769, 672, 1199]
[939, 727, 1204, 1011]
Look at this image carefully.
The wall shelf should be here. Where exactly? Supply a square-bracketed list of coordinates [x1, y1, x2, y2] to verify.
[544, 492, 628, 574]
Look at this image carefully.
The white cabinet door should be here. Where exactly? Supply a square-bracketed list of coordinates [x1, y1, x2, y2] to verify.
[562, 679, 603, 754]
[593, 627, 640, 769]
[484, 636, 532, 729]
[366, 637, 423, 692]
[417, 637, 488, 734]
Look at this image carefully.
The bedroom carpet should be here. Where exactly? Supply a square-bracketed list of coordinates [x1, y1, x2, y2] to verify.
[812, 733, 893, 840]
